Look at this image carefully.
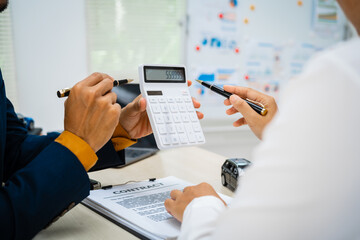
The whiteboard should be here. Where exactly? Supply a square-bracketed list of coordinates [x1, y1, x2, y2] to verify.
[185, 0, 346, 120]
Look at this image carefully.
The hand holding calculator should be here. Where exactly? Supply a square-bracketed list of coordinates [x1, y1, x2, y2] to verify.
[139, 65, 205, 149]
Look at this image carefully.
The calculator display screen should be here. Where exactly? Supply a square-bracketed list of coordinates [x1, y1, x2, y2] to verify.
[144, 66, 186, 83]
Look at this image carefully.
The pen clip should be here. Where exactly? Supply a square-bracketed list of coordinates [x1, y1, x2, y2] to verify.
[245, 98, 265, 108]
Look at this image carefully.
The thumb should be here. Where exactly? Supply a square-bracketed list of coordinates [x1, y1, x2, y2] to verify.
[129, 95, 145, 112]
[229, 95, 257, 119]
[138, 97, 147, 112]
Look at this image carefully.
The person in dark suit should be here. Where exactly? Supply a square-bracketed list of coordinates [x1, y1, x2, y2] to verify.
[0, 1, 202, 239]
[0, 69, 140, 240]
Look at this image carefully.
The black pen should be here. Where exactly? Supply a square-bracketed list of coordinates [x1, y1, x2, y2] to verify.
[100, 178, 157, 190]
[57, 79, 134, 98]
[195, 80, 268, 116]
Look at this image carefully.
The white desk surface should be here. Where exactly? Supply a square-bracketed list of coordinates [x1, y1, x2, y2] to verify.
[35, 147, 233, 240]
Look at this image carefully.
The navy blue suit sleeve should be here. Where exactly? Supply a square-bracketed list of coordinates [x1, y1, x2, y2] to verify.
[0, 93, 91, 240]
[0, 71, 124, 239]
[0, 142, 90, 240]
[3, 98, 61, 181]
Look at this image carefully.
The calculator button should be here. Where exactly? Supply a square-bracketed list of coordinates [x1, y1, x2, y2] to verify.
[179, 134, 188, 144]
[176, 124, 185, 133]
[187, 131, 196, 143]
[185, 124, 193, 133]
[158, 125, 167, 135]
[181, 90, 189, 96]
[151, 105, 161, 113]
[178, 104, 186, 112]
[173, 114, 181, 123]
[196, 133, 205, 142]
[189, 113, 198, 122]
[161, 104, 169, 113]
[184, 97, 192, 103]
[155, 115, 164, 124]
[164, 115, 172, 123]
[161, 135, 171, 145]
[181, 114, 189, 122]
[166, 124, 176, 134]
[147, 89, 205, 148]
[149, 97, 158, 103]
[192, 123, 201, 132]
[170, 134, 179, 144]
[170, 104, 179, 113]
[186, 103, 193, 112]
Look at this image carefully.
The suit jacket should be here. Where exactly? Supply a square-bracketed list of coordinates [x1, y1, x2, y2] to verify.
[0, 69, 124, 239]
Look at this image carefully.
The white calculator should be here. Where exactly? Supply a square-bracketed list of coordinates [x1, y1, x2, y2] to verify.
[139, 64, 206, 149]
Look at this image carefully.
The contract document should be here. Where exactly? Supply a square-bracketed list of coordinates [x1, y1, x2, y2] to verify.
[82, 176, 231, 240]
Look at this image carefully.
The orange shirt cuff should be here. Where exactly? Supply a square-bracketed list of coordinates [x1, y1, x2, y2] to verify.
[112, 123, 137, 151]
[55, 131, 98, 171]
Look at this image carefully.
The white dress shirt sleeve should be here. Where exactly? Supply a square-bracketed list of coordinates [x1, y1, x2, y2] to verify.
[179, 39, 360, 240]
[179, 196, 226, 240]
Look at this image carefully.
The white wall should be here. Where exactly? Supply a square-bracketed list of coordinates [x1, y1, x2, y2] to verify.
[10, 0, 88, 132]
[8, 0, 260, 159]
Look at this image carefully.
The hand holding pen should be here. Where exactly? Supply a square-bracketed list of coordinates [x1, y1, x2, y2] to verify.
[195, 80, 278, 140]
[57, 79, 133, 98]
[196, 80, 267, 116]
[223, 85, 278, 140]
[63, 72, 123, 153]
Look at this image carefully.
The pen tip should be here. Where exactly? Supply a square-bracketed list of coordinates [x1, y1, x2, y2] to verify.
[195, 79, 202, 83]
[128, 79, 134, 83]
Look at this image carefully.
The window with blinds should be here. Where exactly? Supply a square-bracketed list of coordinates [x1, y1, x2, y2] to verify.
[0, 6, 18, 108]
[86, 0, 186, 81]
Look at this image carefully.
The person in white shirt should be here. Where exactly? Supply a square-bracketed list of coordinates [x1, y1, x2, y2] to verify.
[164, 0, 360, 239]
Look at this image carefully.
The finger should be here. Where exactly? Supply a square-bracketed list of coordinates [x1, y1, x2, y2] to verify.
[170, 190, 182, 200]
[133, 96, 146, 112]
[233, 117, 247, 127]
[226, 106, 238, 115]
[138, 97, 147, 112]
[81, 72, 114, 87]
[128, 95, 143, 112]
[92, 78, 114, 96]
[192, 97, 201, 108]
[187, 80, 192, 87]
[229, 94, 258, 120]
[224, 99, 231, 106]
[183, 186, 191, 193]
[111, 103, 122, 120]
[100, 91, 118, 107]
[224, 85, 264, 103]
[107, 91, 118, 104]
[196, 111, 204, 119]
[64, 98, 68, 107]
[164, 199, 175, 216]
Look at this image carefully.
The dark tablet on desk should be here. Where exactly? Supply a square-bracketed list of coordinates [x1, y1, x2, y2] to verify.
[113, 84, 159, 167]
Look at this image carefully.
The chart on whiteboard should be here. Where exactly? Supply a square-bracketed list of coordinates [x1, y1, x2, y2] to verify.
[186, 0, 346, 119]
